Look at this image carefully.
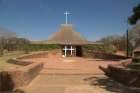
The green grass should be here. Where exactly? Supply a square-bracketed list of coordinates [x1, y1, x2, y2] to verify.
[0, 51, 24, 70]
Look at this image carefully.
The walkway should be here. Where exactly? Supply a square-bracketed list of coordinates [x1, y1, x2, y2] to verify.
[21, 57, 121, 74]
[21, 75, 118, 93]
[20, 57, 122, 93]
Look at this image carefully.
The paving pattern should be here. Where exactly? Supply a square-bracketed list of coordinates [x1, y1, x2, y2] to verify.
[20, 57, 122, 93]
[21, 75, 117, 93]
[21, 57, 121, 74]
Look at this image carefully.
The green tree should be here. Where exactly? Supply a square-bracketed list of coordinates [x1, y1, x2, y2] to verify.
[128, 3, 140, 25]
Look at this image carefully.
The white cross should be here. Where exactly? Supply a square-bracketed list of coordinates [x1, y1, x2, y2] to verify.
[70, 46, 74, 55]
[63, 45, 75, 57]
[64, 11, 71, 24]
[63, 45, 67, 57]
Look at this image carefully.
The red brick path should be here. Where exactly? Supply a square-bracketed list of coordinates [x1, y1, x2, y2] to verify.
[21, 56, 121, 75]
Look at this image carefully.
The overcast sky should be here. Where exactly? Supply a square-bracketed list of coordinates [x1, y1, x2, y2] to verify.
[0, 0, 139, 41]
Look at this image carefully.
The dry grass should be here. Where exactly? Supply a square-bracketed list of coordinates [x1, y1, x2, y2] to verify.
[0, 51, 24, 70]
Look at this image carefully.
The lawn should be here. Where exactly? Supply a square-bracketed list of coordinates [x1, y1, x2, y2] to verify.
[0, 51, 24, 70]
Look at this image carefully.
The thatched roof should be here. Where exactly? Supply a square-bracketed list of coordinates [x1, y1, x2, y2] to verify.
[46, 24, 91, 45]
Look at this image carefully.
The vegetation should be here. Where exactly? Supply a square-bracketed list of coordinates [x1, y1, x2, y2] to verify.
[127, 3, 140, 56]
[99, 35, 126, 52]
[98, 26, 140, 56]
[0, 51, 23, 70]
[128, 3, 140, 25]
[21, 44, 60, 53]
[0, 38, 60, 54]
[84, 35, 128, 55]
[95, 3, 140, 56]
[84, 44, 116, 53]
[0, 37, 30, 55]
[128, 25, 140, 48]
[126, 3, 140, 70]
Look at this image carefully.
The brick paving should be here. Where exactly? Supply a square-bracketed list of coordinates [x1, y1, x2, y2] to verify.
[20, 56, 122, 93]
[21, 57, 121, 74]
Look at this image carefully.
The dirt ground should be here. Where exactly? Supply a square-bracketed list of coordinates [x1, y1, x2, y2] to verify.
[19, 56, 122, 93]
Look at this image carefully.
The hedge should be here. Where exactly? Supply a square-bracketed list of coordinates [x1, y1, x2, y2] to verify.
[21, 44, 60, 53]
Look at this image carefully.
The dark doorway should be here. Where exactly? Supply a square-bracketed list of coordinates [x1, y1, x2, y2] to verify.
[76, 46, 82, 57]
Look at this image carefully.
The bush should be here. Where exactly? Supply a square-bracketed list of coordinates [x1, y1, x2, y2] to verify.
[21, 44, 60, 52]
[83, 44, 116, 53]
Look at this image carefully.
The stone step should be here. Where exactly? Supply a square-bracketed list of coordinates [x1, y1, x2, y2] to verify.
[39, 69, 103, 75]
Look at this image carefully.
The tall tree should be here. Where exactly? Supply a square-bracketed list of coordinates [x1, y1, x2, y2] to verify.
[128, 3, 140, 25]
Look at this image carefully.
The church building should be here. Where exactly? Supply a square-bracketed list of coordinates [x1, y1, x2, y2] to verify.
[46, 12, 95, 57]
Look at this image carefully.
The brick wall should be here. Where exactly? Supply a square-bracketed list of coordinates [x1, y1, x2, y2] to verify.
[0, 60, 43, 91]
[83, 48, 127, 60]
[100, 64, 140, 88]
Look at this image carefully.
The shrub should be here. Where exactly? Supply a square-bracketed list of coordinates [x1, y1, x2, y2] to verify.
[83, 44, 116, 53]
[21, 44, 60, 52]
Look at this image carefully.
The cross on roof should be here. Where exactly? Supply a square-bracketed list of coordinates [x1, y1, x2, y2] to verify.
[64, 11, 71, 24]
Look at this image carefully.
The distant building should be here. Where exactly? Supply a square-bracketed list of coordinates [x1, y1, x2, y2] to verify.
[46, 24, 96, 57]
[33, 12, 98, 57]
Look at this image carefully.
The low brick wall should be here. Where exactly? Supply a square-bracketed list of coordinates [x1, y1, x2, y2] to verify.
[83, 50, 128, 60]
[100, 64, 140, 88]
[17, 52, 49, 59]
[17, 50, 62, 59]
[0, 59, 43, 91]
[12, 62, 43, 87]
[7, 59, 32, 66]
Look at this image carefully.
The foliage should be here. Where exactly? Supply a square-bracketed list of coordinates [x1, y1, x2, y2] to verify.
[128, 3, 140, 25]
[128, 25, 140, 48]
[99, 35, 126, 52]
[0, 51, 23, 70]
[0, 37, 30, 55]
[84, 44, 116, 53]
[0, 37, 60, 54]
[21, 44, 60, 52]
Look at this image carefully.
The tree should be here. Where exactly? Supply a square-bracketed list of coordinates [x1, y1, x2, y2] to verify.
[128, 24, 140, 46]
[100, 35, 126, 52]
[127, 3, 140, 56]
[128, 3, 140, 25]
[0, 38, 4, 56]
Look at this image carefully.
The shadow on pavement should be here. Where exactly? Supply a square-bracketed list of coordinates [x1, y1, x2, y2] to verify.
[83, 76, 140, 93]
[6, 89, 26, 93]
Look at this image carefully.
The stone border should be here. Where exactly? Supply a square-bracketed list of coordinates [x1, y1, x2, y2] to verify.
[17, 51, 49, 59]
[0, 53, 44, 91]
[83, 50, 129, 60]
[100, 62, 140, 88]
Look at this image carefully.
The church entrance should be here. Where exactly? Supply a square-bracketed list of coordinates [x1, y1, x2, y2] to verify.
[76, 46, 82, 57]
[62, 45, 76, 57]
[62, 45, 83, 57]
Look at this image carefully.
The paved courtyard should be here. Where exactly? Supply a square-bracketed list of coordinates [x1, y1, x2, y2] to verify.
[21, 57, 121, 74]
[20, 57, 122, 93]
[21, 75, 119, 93]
